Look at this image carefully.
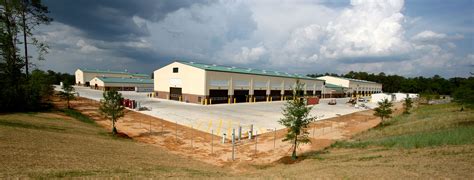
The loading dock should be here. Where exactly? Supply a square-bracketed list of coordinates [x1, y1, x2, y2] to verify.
[154, 61, 325, 104]
[209, 89, 228, 104]
[234, 90, 249, 103]
[253, 90, 267, 102]
[170, 87, 182, 101]
[284, 90, 293, 99]
[315, 90, 322, 97]
[270, 90, 282, 101]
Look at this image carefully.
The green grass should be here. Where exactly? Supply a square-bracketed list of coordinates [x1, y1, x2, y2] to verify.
[0, 112, 228, 178]
[0, 120, 66, 131]
[332, 103, 474, 149]
[1, 103, 472, 179]
[60, 108, 96, 124]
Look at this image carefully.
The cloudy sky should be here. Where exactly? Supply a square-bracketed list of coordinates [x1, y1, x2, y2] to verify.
[33, 0, 473, 77]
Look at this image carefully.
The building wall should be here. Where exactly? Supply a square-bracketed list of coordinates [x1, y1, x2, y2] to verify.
[154, 62, 207, 96]
[89, 77, 153, 91]
[154, 62, 324, 104]
[318, 76, 382, 95]
[205, 70, 324, 96]
[317, 76, 350, 87]
[348, 82, 383, 94]
[75, 69, 149, 86]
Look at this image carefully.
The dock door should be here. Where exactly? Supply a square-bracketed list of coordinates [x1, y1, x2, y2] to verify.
[169, 87, 182, 101]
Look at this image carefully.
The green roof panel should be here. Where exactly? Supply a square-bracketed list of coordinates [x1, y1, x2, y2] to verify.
[96, 77, 153, 84]
[325, 83, 346, 88]
[178, 61, 321, 80]
[80, 69, 150, 78]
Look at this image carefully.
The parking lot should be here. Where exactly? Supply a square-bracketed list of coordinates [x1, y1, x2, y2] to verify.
[64, 86, 369, 135]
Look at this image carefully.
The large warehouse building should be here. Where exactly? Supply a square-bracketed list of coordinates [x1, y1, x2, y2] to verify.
[89, 77, 153, 91]
[154, 61, 325, 104]
[317, 76, 382, 97]
[75, 69, 150, 86]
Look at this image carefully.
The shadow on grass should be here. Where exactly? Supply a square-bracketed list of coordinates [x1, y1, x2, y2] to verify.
[59, 108, 96, 124]
[0, 120, 66, 131]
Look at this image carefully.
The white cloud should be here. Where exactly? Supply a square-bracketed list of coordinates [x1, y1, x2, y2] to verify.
[412, 30, 447, 41]
[232, 46, 267, 64]
[76, 39, 101, 53]
[412, 30, 464, 43]
[37, 0, 471, 77]
[320, 0, 410, 59]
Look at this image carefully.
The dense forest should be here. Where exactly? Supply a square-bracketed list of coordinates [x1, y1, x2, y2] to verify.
[308, 71, 473, 95]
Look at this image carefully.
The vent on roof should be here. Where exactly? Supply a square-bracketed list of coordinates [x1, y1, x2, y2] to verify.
[262, 70, 267, 74]
[190, 61, 194, 64]
[247, 68, 252, 72]
[231, 66, 236, 69]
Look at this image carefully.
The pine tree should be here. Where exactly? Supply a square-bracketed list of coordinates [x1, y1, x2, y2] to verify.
[59, 83, 74, 109]
[403, 97, 413, 114]
[374, 98, 393, 121]
[99, 90, 125, 135]
[279, 80, 315, 160]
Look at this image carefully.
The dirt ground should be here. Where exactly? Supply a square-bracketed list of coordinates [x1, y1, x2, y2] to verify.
[54, 96, 400, 170]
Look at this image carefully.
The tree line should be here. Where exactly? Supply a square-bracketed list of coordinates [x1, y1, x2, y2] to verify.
[0, 0, 53, 112]
[308, 71, 473, 95]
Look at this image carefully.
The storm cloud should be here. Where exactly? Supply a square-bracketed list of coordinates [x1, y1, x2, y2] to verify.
[35, 0, 473, 78]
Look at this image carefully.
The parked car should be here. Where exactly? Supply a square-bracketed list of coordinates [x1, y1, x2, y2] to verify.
[358, 98, 367, 103]
[328, 99, 337, 105]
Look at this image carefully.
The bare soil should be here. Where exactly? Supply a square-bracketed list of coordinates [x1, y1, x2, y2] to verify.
[54, 96, 395, 171]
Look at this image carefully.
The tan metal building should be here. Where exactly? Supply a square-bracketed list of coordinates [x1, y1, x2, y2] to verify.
[89, 77, 153, 91]
[322, 83, 348, 98]
[317, 76, 382, 97]
[154, 61, 325, 104]
[75, 69, 150, 86]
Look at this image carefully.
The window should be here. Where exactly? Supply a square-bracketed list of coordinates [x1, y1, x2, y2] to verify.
[173, 67, 179, 73]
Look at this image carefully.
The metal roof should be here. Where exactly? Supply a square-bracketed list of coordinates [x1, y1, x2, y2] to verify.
[95, 77, 153, 84]
[325, 83, 346, 89]
[318, 75, 379, 84]
[79, 68, 150, 78]
[177, 61, 322, 81]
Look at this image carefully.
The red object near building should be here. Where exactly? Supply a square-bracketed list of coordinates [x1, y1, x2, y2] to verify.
[306, 97, 319, 105]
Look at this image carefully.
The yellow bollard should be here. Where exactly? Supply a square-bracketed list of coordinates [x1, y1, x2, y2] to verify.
[254, 97, 256, 103]
[210, 99, 212, 105]
[179, 96, 182, 102]
[217, 119, 223, 136]
[266, 96, 269, 102]
[205, 98, 208, 105]
[234, 98, 236, 104]
[270, 97, 273, 102]
[228, 98, 231, 104]
[207, 119, 213, 133]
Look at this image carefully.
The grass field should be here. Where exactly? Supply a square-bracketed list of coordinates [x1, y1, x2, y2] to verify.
[332, 103, 474, 149]
[1, 103, 473, 178]
[0, 111, 229, 178]
[246, 103, 473, 179]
